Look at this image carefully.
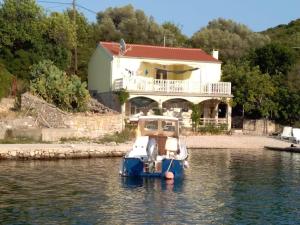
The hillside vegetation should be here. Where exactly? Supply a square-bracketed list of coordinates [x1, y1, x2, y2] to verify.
[0, 1, 299, 125]
[263, 19, 300, 50]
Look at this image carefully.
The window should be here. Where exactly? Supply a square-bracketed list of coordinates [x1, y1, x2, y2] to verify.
[144, 120, 158, 131]
[162, 121, 176, 132]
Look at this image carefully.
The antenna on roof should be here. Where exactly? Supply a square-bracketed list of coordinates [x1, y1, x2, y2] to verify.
[119, 39, 126, 55]
[119, 39, 132, 55]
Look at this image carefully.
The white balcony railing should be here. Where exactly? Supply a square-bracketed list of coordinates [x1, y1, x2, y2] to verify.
[113, 76, 231, 95]
[200, 118, 228, 125]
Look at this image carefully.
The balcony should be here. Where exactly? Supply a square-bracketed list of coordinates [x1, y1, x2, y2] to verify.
[113, 76, 231, 95]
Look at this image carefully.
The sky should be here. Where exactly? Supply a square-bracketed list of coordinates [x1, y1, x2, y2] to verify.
[39, 0, 300, 37]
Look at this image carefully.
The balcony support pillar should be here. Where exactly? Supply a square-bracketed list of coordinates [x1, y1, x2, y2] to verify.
[158, 99, 163, 110]
[227, 103, 232, 131]
[214, 102, 219, 124]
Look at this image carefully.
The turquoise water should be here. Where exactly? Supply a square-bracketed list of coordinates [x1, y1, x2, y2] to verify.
[1, 149, 300, 224]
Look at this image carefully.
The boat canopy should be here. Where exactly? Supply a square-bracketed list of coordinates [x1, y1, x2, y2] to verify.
[137, 116, 179, 137]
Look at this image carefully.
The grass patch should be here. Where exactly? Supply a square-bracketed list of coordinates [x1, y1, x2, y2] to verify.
[60, 137, 91, 143]
[0, 137, 43, 144]
[59, 129, 136, 144]
[97, 129, 135, 144]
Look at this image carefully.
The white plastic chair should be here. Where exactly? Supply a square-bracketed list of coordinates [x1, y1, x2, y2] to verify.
[128, 136, 149, 158]
[165, 137, 178, 158]
[280, 126, 293, 140]
[292, 128, 300, 144]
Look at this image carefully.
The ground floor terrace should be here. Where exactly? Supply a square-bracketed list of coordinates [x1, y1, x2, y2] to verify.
[124, 93, 232, 130]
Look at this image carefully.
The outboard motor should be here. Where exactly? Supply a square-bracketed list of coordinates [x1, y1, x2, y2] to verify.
[147, 138, 158, 161]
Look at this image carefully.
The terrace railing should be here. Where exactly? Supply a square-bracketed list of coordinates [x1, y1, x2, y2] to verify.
[113, 76, 231, 95]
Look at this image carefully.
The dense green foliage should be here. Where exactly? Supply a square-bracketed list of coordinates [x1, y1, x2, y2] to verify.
[0, 63, 13, 100]
[30, 60, 90, 112]
[222, 62, 276, 118]
[198, 123, 228, 134]
[223, 41, 300, 125]
[248, 43, 296, 75]
[115, 89, 130, 105]
[96, 5, 187, 47]
[191, 18, 270, 62]
[0, 1, 299, 125]
[263, 19, 300, 51]
[191, 104, 201, 130]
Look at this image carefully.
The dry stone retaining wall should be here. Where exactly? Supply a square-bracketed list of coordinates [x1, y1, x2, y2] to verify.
[42, 113, 123, 141]
[21, 93, 68, 128]
[243, 119, 276, 135]
[18, 93, 123, 141]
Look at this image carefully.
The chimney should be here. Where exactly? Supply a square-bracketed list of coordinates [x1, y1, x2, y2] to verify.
[212, 49, 219, 60]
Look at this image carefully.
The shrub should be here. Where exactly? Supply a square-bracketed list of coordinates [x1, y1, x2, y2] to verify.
[152, 107, 163, 115]
[97, 129, 135, 144]
[30, 60, 90, 112]
[0, 63, 13, 100]
[191, 104, 201, 131]
[115, 88, 129, 105]
[198, 123, 228, 134]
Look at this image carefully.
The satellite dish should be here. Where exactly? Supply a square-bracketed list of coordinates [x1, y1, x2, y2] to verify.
[119, 39, 126, 55]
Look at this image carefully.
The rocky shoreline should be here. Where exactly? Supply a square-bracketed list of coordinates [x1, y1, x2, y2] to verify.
[0, 135, 297, 160]
[0, 143, 132, 160]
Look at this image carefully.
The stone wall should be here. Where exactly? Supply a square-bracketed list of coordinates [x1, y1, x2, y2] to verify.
[67, 114, 122, 134]
[0, 98, 14, 113]
[42, 114, 123, 142]
[243, 119, 276, 135]
[0, 93, 124, 141]
[21, 93, 68, 128]
[91, 91, 121, 112]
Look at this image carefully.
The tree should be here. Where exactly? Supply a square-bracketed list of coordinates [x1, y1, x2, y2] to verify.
[43, 12, 76, 71]
[30, 60, 90, 112]
[222, 62, 276, 118]
[248, 43, 296, 75]
[191, 18, 270, 62]
[262, 19, 300, 54]
[96, 5, 164, 45]
[0, 63, 13, 100]
[274, 87, 300, 125]
[66, 9, 97, 81]
[0, 1, 82, 80]
[287, 62, 300, 91]
[191, 104, 201, 131]
[162, 22, 188, 47]
[0, 0, 45, 80]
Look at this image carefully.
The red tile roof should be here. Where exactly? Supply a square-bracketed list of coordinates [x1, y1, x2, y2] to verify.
[100, 42, 220, 63]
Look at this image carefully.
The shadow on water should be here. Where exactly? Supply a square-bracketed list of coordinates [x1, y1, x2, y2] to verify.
[121, 176, 184, 192]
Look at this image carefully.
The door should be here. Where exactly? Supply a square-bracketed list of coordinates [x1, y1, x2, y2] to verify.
[155, 69, 167, 91]
[156, 69, 167, 80]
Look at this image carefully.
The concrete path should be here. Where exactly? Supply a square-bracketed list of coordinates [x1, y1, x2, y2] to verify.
[182, 135, 297, 149]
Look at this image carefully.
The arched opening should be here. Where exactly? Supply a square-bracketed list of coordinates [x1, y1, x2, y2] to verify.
[162, 98, 191, 113]
[126, 97, 158, 116]
[199, 99, 228, 128]
[218, 102, 227, 118]
[162, 98, 192, 127]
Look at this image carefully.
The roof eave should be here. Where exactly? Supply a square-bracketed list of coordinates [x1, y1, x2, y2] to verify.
[113, 55, 222, 64]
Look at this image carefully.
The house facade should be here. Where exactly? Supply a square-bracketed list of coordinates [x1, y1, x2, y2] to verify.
[88, 42, 233, 130]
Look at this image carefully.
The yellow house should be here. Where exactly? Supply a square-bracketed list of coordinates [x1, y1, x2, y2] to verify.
[88, 41, 233, 129]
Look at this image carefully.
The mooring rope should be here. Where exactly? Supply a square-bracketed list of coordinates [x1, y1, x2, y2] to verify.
[166, 158, 174, 172]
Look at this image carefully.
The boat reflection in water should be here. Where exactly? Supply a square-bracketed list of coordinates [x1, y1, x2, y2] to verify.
[121, 176, 184, 192]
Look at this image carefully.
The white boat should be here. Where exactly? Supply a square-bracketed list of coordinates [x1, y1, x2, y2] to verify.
[120, 115, 188, 179]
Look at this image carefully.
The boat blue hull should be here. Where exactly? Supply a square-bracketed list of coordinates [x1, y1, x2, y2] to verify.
[121, 158, 185, 178]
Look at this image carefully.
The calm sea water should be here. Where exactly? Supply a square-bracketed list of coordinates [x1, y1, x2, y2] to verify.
[1, 149, 300, 225]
